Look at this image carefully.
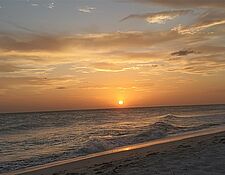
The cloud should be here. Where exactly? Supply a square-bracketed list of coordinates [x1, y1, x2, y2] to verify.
[0, 36, 64, 52]
[133, 0, 225, 8]
[78, 7, 96, 13]
[173, 20, 225, 34]
[171, 49, 196, 56]
[196, 45, 225, 54]
[56, 86, 67, 90]
[121, 10, 192, 24]
[0, 19, 40, 35]
[101, 50, 167, 61]
[172, 10, 225, 34]
[31, 3, 39, 7]
[0, 77, 51, 89]
[0, 63, 20, 72]
[0, 31, 181, 52]
[48, 2, 55, 9]
[91, 62, 137, 72]
[168, 53, 225, 74]
[0, 76, 78, 90]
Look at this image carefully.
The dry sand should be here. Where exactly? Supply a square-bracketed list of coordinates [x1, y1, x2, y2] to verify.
[3, 126, 225, 175]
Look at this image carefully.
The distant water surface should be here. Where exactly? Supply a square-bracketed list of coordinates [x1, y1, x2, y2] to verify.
[1, 104, 225, 173]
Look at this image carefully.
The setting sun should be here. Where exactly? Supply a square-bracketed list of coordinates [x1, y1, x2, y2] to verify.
[118, 100, 124, 105]
[1, 1, 225, 174]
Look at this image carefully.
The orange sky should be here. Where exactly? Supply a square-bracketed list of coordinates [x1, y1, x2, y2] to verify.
[0, 0, 225, 112]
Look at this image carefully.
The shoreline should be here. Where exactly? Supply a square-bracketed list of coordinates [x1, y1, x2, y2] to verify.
[2, 125, 225, 175]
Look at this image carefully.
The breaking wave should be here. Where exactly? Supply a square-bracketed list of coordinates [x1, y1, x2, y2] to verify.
[1, 105, 225, 173]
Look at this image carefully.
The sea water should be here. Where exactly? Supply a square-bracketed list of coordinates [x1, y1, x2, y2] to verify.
[1, 104, 225, 173]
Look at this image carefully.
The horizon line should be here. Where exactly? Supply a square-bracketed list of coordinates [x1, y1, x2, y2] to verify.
[1, 103, 225, 115]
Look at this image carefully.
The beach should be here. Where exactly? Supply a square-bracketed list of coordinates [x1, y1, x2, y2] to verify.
[2, 106, 225, 174]
[1, 0, 225, 174]
[80, 128, 225, 175]
[4, 125, 225, 175]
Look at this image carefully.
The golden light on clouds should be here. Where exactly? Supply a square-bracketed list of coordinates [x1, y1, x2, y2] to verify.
[0, 0, 225, 112]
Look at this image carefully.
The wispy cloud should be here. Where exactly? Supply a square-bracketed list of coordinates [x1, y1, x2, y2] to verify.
[172, 10, 225, 34]
[133, 0, 225, 8]
[0, 63, 20, 72]
[0, 31, 180, 52]
[168, 54, 225, 74]
[0, 76, 78, 90]
[0, 19, 39, 34]
[31, 3, 39, 7]
[48, 2, 55, 9]
[173, 20, 225, 34]
[91, 62, 137, 72]
[121, 10, 192, 24]
[78, 7, 96, 13]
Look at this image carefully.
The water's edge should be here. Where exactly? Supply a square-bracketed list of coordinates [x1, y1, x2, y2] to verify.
[3, 125, 225, 175]
[1, 105, 225, 173]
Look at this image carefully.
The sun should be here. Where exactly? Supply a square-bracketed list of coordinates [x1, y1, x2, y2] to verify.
[118, 100, 124, 105]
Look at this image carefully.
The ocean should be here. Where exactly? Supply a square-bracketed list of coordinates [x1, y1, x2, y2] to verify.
[1, 104, 225, 173]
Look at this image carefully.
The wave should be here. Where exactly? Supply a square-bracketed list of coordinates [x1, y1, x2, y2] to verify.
[134, 121, 221, 143]
[77, 121, 184, 155]
[1, 109, 225, 173]
[72, 119, 222, 156]
[161, 113, 225, 120]
[160, 114, 180, 120]
[132, 121, 185, 142]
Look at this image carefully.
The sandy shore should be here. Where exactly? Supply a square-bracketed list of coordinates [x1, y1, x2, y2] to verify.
[3, 126, 225, 175]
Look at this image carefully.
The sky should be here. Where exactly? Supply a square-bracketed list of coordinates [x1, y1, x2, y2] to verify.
[0, 0, 225, 113]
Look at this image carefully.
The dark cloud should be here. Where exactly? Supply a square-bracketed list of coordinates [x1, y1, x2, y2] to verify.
[56, 87, 67, 90]
[171, 50, 196, 56]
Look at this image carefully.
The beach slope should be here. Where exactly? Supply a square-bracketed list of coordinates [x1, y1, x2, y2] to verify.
[3, 125, 225, 175]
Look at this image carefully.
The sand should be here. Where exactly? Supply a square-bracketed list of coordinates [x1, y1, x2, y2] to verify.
[78, 130, 225, 175]
[3, 125, 225, 175]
